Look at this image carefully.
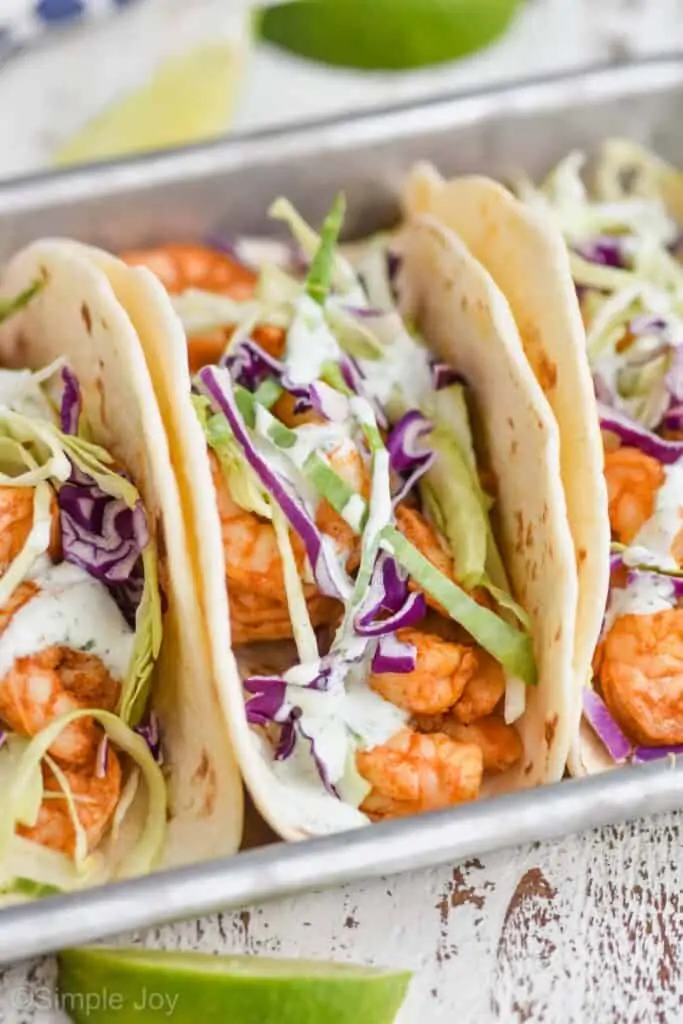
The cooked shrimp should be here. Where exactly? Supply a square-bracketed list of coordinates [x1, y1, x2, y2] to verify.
[0, 646, 120, 767]
[604, 446, 664, 545]
[229, 587, 340, 645]
[120, 244, 257, 297]
[394, 503, 491, 614]
[370, 628, 477, 714]
[315, 440, 368, 571]
[211, 453, 306, 602]
[0, 486, 61, 577]
[596, 608, 683, 746]
[212, 442, 362, 597]
[188, 323, 287, 375]
[357, 729, 483, 819]
[272, 391, 324, 429]
[438, 714, 522, 773]
[18, 749, 122, 856]
[395, 504, 454, 583]
[450, 650, 506, 724]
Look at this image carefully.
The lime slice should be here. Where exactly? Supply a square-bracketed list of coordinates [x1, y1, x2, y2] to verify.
[53, 43, 246, 168]
[57, 946, 411, 1024]
[256, 0, 522, 71]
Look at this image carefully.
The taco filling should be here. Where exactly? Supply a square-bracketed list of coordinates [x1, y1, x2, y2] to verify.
[518, 142, 683, 764]
[122, 197, 538, 824]
[0, 291, 165, 897]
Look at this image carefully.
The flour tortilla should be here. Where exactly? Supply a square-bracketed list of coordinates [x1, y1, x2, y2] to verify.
[58, 226, 578, 836]
[0, 242, 243, 873]
[403, 167, 610, 775]
[400, 216, 579, 792]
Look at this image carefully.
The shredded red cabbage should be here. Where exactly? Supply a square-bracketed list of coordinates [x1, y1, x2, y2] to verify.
[574, 236, 628, 268]
[582, 689, 632, 763]
[430, 361, 463, 391]
[631, 744, 683, 764]
[60, 365, 82, 436]
[134, 711, 164, 766]
[199, 365, 351, 601]
[354, 553, 426, 637]
[629, 314, 668, 336]
[226, 339, 312, 412]
[371, 633, 417, 674]
[599, 404, 683, 464]
[59, 467, 149, 583]
[58, 368, 151, 624]
[386, 410, 435, 505]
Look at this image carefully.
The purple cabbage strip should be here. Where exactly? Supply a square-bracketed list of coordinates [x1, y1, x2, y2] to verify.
[354, 553, 427, 637]
[574, 235, 628, 268]
[371, 633, 417, 674]
[631, 744, 683, 764]
[431, 361, 464, 391]
[386, 410, 435, 506]
[134, 711, 164, 766]
[199, 365, 350, 600]
[57, 370, 150, 624]
[599, 403, 683, 464]
[582, 689, 632, 763]
[60, 365, 82, 436]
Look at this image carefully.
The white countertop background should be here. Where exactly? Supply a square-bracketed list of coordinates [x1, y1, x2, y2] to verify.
[2, 1, 683, 1021]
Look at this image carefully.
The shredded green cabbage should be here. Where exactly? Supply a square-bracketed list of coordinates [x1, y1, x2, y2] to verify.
[1, 709, 166, 889]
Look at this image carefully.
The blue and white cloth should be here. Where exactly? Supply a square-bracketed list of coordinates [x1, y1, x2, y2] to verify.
[0, 0, 137, 62]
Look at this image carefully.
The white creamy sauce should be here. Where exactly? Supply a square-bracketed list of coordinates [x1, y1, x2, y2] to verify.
[602, 572, 676, 637]
[0, 369, 56, 422]
[624, 461, 683, 571]
[285, 294, 342, 385]
[343, 666, 409, 749]
[358, 327, 432, 412]
[0, 561, 134, 682]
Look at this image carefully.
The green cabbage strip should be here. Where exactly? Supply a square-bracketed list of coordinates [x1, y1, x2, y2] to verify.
[0, 281, 42, 325]
[0, 709, 166, 886]
[299, 450, 536, 685]
[381, 526, 536, 685]
[269, 196, 360, 298]
[272, 503, 319, 663]
[305, 193, 346, 306]
[119, 544, 162, 726]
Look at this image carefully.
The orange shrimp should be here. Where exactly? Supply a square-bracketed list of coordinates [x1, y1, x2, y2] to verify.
[357, 729, 483, 819]
[603, 446, 664, 545]
[0, 486, 61, 577]
[120, 243, 257, 297]
[369, 628, 477, 715]
[0, 646, 120, 767]
[449, 650, 506, 724]
[229, 587, 340, 645]
[596, 608, 683, 746]
[18, 749, 122, 856]
[120, 244, 288, 373]
[438, 714, 523, 774]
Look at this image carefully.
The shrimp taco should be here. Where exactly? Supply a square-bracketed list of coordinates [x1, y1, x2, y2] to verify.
[412, 140, 683, 774]
[53, 194, 577, 839]
[0, 243, 242, 901]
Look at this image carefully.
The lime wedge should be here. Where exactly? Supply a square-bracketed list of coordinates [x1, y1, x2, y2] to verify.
[57, 946, 411, 1024]
[53, 43, 246, 168]
[256, 0, 522, 70]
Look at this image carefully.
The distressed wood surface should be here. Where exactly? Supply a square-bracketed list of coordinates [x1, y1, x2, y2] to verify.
[2, 2, 682, 1023]
[2, 812, 682, 1023]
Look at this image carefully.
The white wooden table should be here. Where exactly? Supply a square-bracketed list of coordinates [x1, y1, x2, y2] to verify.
[1, 1, 683, 1020]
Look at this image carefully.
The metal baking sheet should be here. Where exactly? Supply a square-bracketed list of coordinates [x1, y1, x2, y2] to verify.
[1, 55, 683, 961]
